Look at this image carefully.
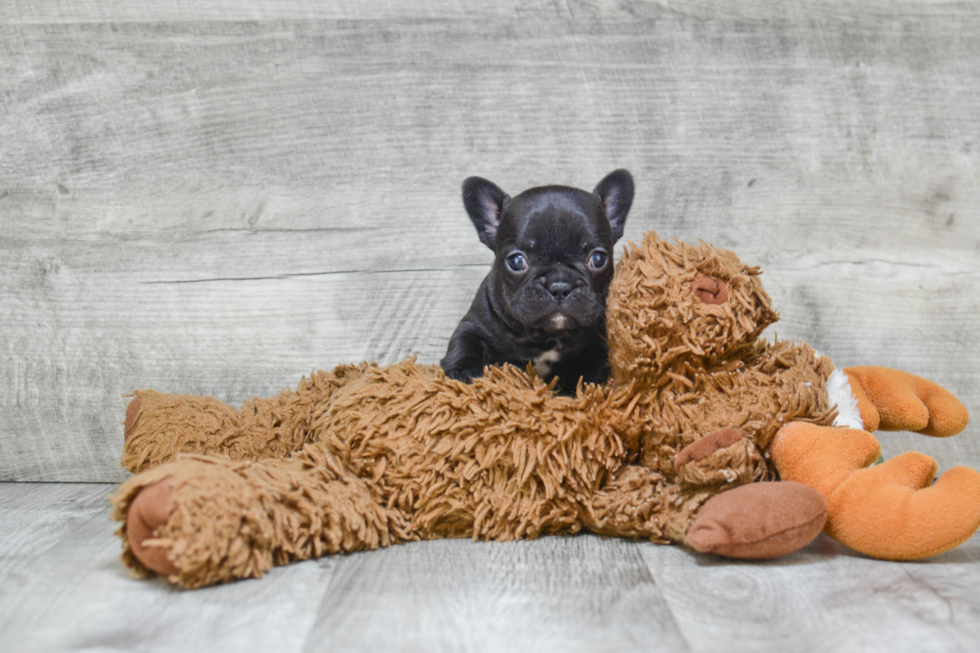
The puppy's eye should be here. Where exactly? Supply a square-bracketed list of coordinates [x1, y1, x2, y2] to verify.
[587, 250, 608, 270]
[506, 253, 528, 273]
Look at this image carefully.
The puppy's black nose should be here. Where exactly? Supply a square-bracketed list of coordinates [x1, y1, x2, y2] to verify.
[547, 280, 573, 299]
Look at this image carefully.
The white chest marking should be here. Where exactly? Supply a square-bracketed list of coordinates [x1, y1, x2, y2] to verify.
[533, 349, 562, 377]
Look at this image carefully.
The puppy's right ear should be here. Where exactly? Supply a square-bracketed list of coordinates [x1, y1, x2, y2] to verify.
[594, 169, 634, 242]
[462, 177, 510, 249]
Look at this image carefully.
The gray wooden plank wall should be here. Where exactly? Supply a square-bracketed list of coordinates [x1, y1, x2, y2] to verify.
[2, 1, 980, 486]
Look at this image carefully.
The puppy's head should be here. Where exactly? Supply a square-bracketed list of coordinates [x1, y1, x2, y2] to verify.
[462, 170, 634, 336]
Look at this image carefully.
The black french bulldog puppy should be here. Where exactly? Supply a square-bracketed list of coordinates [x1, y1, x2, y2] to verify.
[440, 170, 634, 394]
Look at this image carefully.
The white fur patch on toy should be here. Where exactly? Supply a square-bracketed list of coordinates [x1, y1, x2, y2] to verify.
[827, 368, 864, 430]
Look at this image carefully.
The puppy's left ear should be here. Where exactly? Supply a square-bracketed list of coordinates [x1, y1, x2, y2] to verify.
[594, 169, 634, 242]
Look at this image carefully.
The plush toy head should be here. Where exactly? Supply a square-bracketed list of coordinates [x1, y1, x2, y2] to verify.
[606, 233, 780, 386]
[601, 232, 834, 477]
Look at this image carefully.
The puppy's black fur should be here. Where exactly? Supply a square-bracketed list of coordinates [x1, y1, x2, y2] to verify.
[441, 170, 634, 394]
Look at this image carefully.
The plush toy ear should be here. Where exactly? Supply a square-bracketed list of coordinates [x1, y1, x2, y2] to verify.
[462, 176, 510, 250]
[593, 169, 634, 242]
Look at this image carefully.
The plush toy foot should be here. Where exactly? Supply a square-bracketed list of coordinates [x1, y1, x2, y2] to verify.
[843, 366, 969, 436]
[771, 422, 980, 559]
[126, 476, 178, 577]
[688, 482, 827, 559]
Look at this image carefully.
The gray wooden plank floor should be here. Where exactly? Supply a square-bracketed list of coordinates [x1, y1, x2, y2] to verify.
[3, 482, 980, 653]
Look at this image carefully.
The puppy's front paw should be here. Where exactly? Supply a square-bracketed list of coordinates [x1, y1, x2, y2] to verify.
[443, 366, 480, 383]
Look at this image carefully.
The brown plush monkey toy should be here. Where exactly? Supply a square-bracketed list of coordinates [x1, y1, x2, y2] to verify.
[113, 232, 980, 588]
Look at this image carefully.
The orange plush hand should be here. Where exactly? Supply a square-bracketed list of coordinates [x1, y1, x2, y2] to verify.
[843, 366, 970, 436]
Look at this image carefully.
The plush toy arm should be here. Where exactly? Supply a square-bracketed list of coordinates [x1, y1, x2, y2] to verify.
[122, 391, 248, 473]
[586, 466, 678, 542]
[842, 366, 969, 437]
[588, 448, 826, 561]
[121, 368, 356, 473]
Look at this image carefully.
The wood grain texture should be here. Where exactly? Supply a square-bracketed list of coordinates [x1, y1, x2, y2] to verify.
[4, 482, 980, 652]
[304, 536, 686, 653]
[1, 1, 979, 23]
[0, 482, 336, 653]
[641, 538, 980, 652]
[2, 3, 980, 482]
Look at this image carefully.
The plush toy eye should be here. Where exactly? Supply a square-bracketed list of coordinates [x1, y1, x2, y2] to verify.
[587, 250, 608, 270]
[506, 253, 528, 272]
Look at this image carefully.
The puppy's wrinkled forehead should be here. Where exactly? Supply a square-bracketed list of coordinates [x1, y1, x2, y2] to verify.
[497, 187, 611, 253]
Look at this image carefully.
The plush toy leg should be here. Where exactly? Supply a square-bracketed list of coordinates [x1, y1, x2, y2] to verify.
[843, 366, 970, 436]
[771, 423, 980, 560]
[590, 431, 824, 559]
[121, 366, 369, 474]
[112, 452, 415, 588]
[587, 465, 684, 542]
[122, 392, 243, 473]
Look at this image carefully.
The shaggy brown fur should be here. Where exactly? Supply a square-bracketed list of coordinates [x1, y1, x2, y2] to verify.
[112, 232, 836, 588]
[606, 237, 837, 476]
